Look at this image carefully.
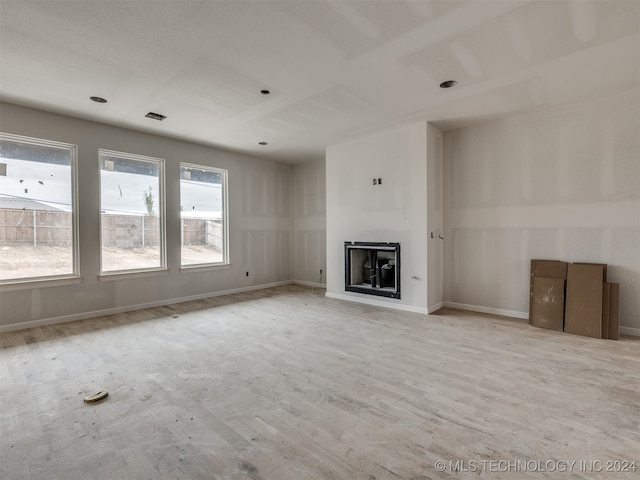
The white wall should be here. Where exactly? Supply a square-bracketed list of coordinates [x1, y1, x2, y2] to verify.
[0, 102, 293, 331]
[326, 122, 436, 313]
[427, 124, 444, 312]
[443, 89, 640, 333]
[292, 159, 326, 285]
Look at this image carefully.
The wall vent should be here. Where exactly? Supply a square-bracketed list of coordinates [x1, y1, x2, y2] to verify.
[145, 112, 167, 121]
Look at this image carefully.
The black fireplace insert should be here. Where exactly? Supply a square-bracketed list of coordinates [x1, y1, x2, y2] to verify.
[344, 242, 400, 298]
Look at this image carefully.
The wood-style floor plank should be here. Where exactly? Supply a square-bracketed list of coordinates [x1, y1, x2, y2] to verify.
[1, 284, 639, 479]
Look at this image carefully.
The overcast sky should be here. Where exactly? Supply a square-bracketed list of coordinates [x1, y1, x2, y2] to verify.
[1, 158, 223, 216]
[0, 158, 71, 208]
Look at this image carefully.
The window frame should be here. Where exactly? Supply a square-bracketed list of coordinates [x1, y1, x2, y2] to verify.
[98, 148, 167, 276]
[179, 162, 229, 270]
[0, 132, 80, 286]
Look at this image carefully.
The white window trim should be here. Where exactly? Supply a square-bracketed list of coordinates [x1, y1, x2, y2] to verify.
[0, 132, 79, 284]
[179, 263, 231, 274]
[98, 268, 168, 282]
[98, 149, 167, 275]
[179, 162, 229, 268]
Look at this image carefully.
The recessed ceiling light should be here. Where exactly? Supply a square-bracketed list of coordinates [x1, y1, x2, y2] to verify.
[258, 141, 268, 146]
[145, 112, 167, 121]
[260, 89, 270, 95]
[90, 96, 107, 103]
[439, 80, 457, 89]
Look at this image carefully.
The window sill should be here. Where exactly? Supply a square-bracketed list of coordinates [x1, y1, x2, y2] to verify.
[98, 268, 169, 282]
[180, 263, 231, 274]
[0, 275, 83, 292]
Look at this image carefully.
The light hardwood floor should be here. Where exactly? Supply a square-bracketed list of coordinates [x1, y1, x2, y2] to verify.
[1, 285, 639, 479]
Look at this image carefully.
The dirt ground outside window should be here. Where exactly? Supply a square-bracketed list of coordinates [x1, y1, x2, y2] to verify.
[0, 245, 223, 281]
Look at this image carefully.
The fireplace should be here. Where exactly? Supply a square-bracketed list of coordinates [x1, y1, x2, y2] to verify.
[344, 242, 400, 298]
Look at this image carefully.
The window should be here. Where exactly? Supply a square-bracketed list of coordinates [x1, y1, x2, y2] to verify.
[180, 163, 228, 267]
[99, 149, 165, 273]
[0, 133, 78, 282]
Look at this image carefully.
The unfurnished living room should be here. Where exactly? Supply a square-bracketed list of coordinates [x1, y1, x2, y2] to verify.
[0, 1, 639, 479]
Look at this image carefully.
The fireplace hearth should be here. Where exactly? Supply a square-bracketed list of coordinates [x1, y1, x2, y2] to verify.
[344, 242, 400, 298]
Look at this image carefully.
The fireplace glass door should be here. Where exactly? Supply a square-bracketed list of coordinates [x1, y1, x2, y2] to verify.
[344, 242, 400, 298]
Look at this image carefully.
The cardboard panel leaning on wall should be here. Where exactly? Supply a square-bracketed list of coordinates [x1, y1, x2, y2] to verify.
[604, 283, 620, 340]
[531, 277, 565, 331]
[564, 263, 606, 339]
[610, 283, 620, 339]
[529, 259, 568, 328]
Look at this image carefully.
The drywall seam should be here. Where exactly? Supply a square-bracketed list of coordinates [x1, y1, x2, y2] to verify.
[0, 281, 292, 333]
[326, 292, 429, 315]
[443, 301, 529, 320]
[447, 202, 639, 229]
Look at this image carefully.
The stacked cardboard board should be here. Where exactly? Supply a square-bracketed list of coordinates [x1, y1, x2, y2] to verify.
[529, 259, 619, 339]
[529, 260, 567, 331]
[602, 283, 620, 340]
[564, 263, 606, 338]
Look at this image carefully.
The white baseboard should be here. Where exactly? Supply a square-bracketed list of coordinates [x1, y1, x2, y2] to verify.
[443, 301, 529, 320]
[620, 326, 640, 337]
[325, 292, 428, 315]
[443, 302, 639, 337]
[428, 302, 444, 314]
[4, 284, 638, 338]
[293, 280, 326, 288]
[0, 280, 293, 333]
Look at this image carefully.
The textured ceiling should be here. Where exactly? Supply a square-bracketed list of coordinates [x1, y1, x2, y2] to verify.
[0, 0, 638, 164]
